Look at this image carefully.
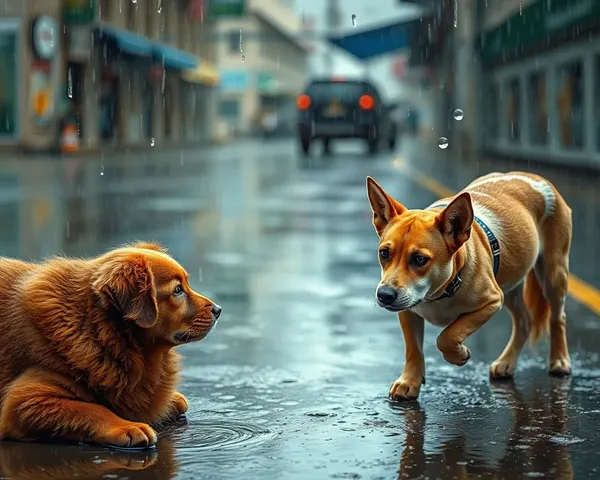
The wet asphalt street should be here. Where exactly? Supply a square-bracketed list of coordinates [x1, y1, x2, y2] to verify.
[0, 136, 599, 479]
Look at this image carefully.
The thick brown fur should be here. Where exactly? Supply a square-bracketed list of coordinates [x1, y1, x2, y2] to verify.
[0, 242, 220, 448]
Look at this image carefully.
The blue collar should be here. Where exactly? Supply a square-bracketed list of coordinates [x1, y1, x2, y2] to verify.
[430, 203, 500, 300]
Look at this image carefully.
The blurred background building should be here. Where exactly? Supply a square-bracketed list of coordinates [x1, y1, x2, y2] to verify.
[2, 0, 597, 168]
[213, 0, 308, 136]
[0, 0, 219, 153]
[397, 0, 600, 169]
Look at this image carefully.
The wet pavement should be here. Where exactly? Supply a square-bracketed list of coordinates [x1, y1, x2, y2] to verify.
[0, 137, 599, 479]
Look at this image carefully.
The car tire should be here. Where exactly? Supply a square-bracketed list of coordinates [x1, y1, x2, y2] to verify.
[388, 136, 396, 151]
[323, 138, 332, 156]
[299, 136, 311, 156]
[367, 138, 379, 155]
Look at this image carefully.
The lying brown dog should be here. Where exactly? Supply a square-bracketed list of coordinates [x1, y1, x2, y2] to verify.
[0, 242, 220, 448]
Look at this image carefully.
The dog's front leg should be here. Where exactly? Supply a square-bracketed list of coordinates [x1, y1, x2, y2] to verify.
[390, 311, 425, 400]
[168, 392, 189, 418]
[0, 368, 157, 448]
[437, 294, 503, 366]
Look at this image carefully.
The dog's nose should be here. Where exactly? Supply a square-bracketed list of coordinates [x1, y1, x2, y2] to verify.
[377, 286, 398, 305]
[211, 304, 222, 319]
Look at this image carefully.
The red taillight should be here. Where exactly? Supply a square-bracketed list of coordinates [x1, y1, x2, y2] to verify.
[297, 94, 311, 110]
[359, 94, 374, 110]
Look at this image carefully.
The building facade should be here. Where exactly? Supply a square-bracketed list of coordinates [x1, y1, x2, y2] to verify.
[479, 0, 600, 169]
[212, 0, 308, 135]
[0, 0, 219, 153]
[401, 0, 600, 169]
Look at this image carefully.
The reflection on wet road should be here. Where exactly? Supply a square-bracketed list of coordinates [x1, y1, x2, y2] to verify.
[0, 138, 599, 479]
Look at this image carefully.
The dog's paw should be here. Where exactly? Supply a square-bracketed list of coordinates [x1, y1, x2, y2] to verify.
[171, 392, 189, 416]
[100, 422, 158, 448]
[489, 359, 515, 379]
[389, 376, 422, 400]
[549, 357, 571, 377]
[441, 344, 471, 367]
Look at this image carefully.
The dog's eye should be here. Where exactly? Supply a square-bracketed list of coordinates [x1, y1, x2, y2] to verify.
[173, 285, 184, 297]
[410, 254, 429, 267]
[379, 248, 390, 261]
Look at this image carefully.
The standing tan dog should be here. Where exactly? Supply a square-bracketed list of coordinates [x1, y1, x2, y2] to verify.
[366, 172, 572, 400]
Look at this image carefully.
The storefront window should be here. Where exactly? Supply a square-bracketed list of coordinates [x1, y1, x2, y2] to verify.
[486, 81, 499, 141]
[219, 99, 240, 118]
[556, 60, 584, 149]
[527, 72, 548, 146]
[0, 28, 17, 137]
[506, 78, 521, 142]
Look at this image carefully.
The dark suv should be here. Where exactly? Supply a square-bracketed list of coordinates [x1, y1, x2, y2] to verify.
[296, 78, 397, 157]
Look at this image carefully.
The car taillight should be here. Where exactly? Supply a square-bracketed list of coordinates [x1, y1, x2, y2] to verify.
[297, 94, 311, 110]
[359, 94, 374, 110]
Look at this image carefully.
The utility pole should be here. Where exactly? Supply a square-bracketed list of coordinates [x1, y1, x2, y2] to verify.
[324, 0, 340, 74]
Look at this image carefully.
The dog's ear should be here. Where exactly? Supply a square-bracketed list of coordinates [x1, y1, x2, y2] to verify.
[128, 241, 169, 254]
[92, 254, 158, 328]
[436, 192, 474, 252]
[366, 176, 407, 235]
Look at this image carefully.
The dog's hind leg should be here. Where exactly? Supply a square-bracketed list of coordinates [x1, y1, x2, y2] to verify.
[537, 194, 572, 376]
[0, 368, 158, 448]
[489, 283, 530, 379]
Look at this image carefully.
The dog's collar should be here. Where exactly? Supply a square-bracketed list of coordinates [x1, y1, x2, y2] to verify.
[429, 203, 501, 300]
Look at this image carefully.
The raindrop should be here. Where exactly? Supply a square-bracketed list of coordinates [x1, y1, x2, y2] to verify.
[158, 1, 162, 13]
[438, 137, 449, 149]
[453, 0, 458, 27]
[519, 2, 522, 15]
[100, 165, 104, 176]
[241, 55, 246, 62]
[67, 68, 73, 99]
[132, 0, 137, 3]
[351, 14, 357, 28]
[239, 29, 243, 53]
[453, 109, 464, 121]
[150, 137, 155, 147]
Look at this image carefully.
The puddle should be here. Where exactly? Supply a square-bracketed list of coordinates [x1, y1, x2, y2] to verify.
[165, 420, 277, 467]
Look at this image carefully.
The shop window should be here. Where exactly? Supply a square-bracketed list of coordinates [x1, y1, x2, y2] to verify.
[0, 28, 17, 137]
[506, 78, 521, 143]
[486, 81, 499, 141]
[228, 31, 239, 54]
[527, 71, 548, 146]
[555, 60, 584, 149]
[219, 99, 240, 118]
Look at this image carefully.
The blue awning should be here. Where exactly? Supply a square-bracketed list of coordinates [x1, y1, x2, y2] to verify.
[327, 15, 429, 61]
[153, 44, 198, 70]
[96, 26, 198, 70]
[97, 25, 153, 57]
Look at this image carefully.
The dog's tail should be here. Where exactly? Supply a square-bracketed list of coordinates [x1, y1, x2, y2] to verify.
[524, 269, 551, 344]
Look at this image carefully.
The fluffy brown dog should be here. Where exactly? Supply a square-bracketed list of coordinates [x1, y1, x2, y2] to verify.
[0, 242, 220, 448]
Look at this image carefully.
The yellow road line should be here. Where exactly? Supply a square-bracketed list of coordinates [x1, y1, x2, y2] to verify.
[401, 165, 600, 315]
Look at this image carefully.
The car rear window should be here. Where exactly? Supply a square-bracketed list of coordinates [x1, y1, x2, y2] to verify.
[306, 82, 366, 101]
